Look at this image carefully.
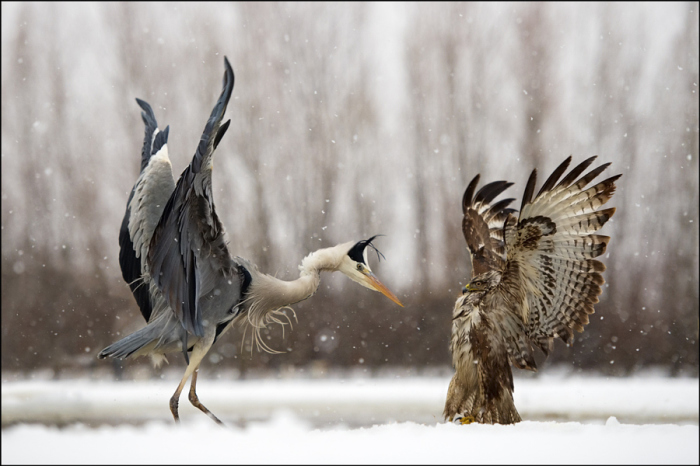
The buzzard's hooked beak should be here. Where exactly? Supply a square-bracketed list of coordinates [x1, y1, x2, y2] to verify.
[463, 282, 485, 293]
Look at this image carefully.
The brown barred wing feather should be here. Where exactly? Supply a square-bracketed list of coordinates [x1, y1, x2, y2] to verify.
[461, 175, 517, 277]
[500, 156, 621, 354]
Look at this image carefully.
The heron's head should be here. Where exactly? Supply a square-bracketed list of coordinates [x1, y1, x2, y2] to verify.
[336, 235, 404, 307]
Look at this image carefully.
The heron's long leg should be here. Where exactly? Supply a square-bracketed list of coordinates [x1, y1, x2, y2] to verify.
[169, 336, 214, 423]
[188, 367, 224, 425]
[169, 369, 192, 423]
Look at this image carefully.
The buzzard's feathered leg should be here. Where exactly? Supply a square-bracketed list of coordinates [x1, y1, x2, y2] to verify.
[445, 298, 524, 425]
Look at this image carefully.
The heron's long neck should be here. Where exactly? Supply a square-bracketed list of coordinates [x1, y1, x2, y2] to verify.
[263, 267, 322, 308]
[286, 246, 348, 301]
[245, 244, 349, 320]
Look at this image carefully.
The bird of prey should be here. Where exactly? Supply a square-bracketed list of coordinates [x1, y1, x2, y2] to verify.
[444, 156, 621, 424]
[99, 57, 403, 424]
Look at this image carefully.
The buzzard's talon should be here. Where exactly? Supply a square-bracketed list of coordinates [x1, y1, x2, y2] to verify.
[452, 414, 476, 425]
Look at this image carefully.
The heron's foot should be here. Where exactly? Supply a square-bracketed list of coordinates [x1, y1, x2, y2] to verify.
[453, 414, 476, 425]
[188, 390, 225, 426]
[169, 396, 181, 423]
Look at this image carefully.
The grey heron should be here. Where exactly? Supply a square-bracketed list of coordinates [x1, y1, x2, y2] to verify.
[99, 57, 403, 425]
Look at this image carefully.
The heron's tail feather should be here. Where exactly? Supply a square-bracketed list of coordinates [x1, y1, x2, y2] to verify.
[98, 312, 190, 364]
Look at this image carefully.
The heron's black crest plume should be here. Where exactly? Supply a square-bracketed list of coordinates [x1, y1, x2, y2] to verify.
[348, 235, 386, 264]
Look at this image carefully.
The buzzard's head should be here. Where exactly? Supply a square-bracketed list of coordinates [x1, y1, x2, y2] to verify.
[454, 270, 501, 319]
[462, 270, 501, 295]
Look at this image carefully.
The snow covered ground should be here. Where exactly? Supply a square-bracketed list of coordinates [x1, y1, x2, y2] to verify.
[2, 373, 698, 464]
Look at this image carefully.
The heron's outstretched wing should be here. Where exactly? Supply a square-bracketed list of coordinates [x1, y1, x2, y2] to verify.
[119, 99, 175, 322]
[148, 57, 235, 338]
[461, 175, 518, 277]
[499, 156, 621, 354]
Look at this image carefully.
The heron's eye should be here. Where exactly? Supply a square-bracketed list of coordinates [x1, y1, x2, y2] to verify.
[356, 263, 363, 271]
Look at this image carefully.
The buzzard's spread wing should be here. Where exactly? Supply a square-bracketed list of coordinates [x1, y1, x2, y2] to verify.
[500, 156, 621, 354]
[461, 175, 517, 277]
[446, 156, 620, 425]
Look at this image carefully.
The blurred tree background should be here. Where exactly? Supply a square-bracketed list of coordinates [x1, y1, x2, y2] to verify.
[2, 2, 698, 379]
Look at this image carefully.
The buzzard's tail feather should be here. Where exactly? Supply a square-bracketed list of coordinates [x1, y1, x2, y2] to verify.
[462, 391, 522, 425]
[478, 397, 522, 425]
[444, 375, 522, 425]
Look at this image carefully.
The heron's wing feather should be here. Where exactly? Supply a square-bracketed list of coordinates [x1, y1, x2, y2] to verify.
[128, 128, 174, 278]
[191, 58, 234, 174]
[498, 156, 621, 354]
[135, 98, 159, 170]
[118, 192, 151, 320]
[147, 58, 235, 337]
[461, 175, 517, 277]
[119, 100, 175, 322]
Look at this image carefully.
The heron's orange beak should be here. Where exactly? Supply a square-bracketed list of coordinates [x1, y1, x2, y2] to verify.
[365, 272, 404, 307]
